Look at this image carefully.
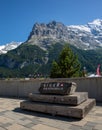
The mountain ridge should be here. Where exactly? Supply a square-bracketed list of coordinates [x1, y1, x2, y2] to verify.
[1, 19, 102, 54]
[0, 19, 102, 77]
[24, 19, 102, 50]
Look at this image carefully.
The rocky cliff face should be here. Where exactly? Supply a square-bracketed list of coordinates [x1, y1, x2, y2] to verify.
[28, 21, 69, 40]
[25, 19, 102, 50]
[26, 21, 70, 50]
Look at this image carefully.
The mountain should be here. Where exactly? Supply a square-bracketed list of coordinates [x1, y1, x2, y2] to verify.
[0, 19, 102, 78]
[67, 19, 102, 49]
[0, 42, 102, 78]
[26, 21, 69, 50]
[0, 41, 22, 54]
[1, 19, 102, 53]
[25, 19, 102, 50]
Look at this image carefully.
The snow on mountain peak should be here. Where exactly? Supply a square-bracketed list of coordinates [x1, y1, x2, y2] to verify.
[68, 25, 91, 32]
[0, 41, 22, 54]
[88, 19, 102, 26]
[68, 19, 102, 33]
[66, 19, 102, 49]
[0, 45, 5, 50]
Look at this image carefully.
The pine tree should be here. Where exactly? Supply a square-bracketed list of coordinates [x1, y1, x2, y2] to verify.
[50, 45, 81, 78]
[50, 61, 61, 78]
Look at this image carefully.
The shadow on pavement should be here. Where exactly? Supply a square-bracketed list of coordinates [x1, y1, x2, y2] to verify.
[13, 107, 81, 122]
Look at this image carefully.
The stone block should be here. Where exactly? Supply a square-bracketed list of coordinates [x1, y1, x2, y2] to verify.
[39, 82, 76, 95]
[20, 99, 96, 119]
[29, 92, 88, 105]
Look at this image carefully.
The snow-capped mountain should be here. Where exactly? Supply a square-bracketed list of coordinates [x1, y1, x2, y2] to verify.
[26, 19, 102, 50]
[67, 19, 102, 49]
[0, 20, 102, 77]
[1, 19, 102, 53]
[0, 41, 22, 54]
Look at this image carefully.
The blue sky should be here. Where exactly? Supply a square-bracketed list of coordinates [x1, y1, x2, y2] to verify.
[0, 0, 102, 45]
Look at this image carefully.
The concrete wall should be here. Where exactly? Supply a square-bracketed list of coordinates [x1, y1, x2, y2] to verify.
[0, 77, 102, 102]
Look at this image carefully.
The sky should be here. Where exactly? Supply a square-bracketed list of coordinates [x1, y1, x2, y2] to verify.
[0, 0, 102, 45]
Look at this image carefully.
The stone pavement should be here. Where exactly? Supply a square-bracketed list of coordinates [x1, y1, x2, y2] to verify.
[0, 98, 102, 130]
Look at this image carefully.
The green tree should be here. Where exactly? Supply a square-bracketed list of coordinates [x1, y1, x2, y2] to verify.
[50, 45, 81, 78]
[50, 61, 61, 78]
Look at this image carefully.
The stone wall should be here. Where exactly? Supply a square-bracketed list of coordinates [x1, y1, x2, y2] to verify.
[0, 77, 102, 102]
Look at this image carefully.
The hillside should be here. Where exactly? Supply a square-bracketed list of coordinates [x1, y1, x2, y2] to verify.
[0, 42, 102, 78]
[0, 20, 102, 78]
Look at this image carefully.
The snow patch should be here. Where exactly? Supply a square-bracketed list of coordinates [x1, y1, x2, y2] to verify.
[0, 45, 5, 50]
[68, 25, 91, 32]
[89, 19, 102, 26]
[0, 41, 22, 54]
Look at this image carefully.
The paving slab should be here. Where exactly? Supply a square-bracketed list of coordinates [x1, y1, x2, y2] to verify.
[0, 98, 101, 130]
[31, 124, 62, 130]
